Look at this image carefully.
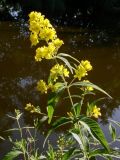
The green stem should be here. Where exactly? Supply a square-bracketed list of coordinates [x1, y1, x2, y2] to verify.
[67, 86, 77, 116]
[17, 119, 22, 139]
[17, 119, 27, 160]
[61, 75, 77, 116]
[27, 127, 36, 155]
[80, 93, 85, 107]
[69, 77, 76, 86]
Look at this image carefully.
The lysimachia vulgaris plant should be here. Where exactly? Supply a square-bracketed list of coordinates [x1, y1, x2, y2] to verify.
[6, 11, 118, 160]
[25, 11, 115, 160]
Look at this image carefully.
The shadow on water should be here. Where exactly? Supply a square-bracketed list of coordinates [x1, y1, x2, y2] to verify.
[1, 20, 120, 157]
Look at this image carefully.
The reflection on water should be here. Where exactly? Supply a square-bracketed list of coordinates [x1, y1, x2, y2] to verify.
[1, 21, 120, 157]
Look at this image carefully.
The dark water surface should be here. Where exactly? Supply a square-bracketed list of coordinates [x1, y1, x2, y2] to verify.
[0, 21, 120, 158]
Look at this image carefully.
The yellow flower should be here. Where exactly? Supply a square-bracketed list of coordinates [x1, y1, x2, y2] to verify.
[50, 64, 62, 81]
[25, 103, 41, 113]
[39, 27, 56, 41]
[35, 43, 57, 61]
[29, 11, 56, 42]
[53, 38, 64, 48]
[29, 20, 40, 34]
[35, 46, 48, 61]
[81, 60, 92, 71]
[92, 105, 101, 118]
[44, 27, 56, 41]
[74, 64, 87, 80]
[29, 11, 44, 22]
[74, 60, 92, 80]
[87, 86, 93, 91]
[25, 103, 36, 113]
[45, 43, 56, 59]
[29, 12, 44, 34]
[63, 68, 69, 77]
[29, 11, 64, 61]
[48, 43, 55, 52]
[37, 80, 48, 94]
[30, 33, 39, 46]
[50, 64, 69, 81]
[43, 19, 52, 27]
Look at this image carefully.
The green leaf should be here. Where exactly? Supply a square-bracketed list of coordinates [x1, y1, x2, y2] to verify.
[47, 93, 60, 107]
[64, 95, 81, 100]
[69, 149, 83, 159]
[89, 149, 120, 159]
[47, 105, 54, 124]
[3, 150, 22, 160]
[73, 103, 81, 116]
[79, 116, 110, 152]
[47, 144, 55, 160]
[52, 117, 72, 129]
[89, 149, 109, 159]
[70, 81, 112, 99]
[54, 82, 66, 94]
[62, 148, 75, 160]
[58, 53, 80, 64]
[109, 123, 116, 141]
[79, 120, 98, 142]
[0, 136, 5, 140]
[56, 55, 73, 73]
[109, 119, 120, 128]
[71, 132, 84, 150]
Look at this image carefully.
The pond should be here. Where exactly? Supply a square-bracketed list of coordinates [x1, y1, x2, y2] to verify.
[0, 21, 120, 158]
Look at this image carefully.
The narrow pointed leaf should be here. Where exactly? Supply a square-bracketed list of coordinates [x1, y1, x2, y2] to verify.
[47, 94, 59, 106]
[89, 149, 110, 158]
[62, 148, 75, 160]
[52, 117, 72, 129]
[70, 81, 112, 99]
[47, 105, 54, 124]
[73, 103, 81, 116]
[58, 53, 80, 63]
[109, 123, 116, 141]
[0, 136, 5, 140]
[71, 132, 84, 150]
[80, 117, 110, 152]
[3, 150, 22, 160]
[56, 56, 73, 73]
[109, 119, 120, 128]
[89, 149, 120, 159]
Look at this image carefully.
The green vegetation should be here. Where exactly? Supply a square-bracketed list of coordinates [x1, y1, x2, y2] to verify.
[1, 11, 120, 160]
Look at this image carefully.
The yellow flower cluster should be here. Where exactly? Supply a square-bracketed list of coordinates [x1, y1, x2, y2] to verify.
[29, 11, 56, 43]
[29, 12, 93, 97]
[25, 103, 41, 114]
[35, 39, 63, 61]
[81, 60, 92, 71]
[25, 103, 37, 113]
[30, 32, 39, 46]
[74, 60, 92, 80]
[50, 64, 69, 81]
[29, 11, 64, 61]
[92, 105, 101, 118]
[37, 80, 48, 94]
[37, 79, 64, 94]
